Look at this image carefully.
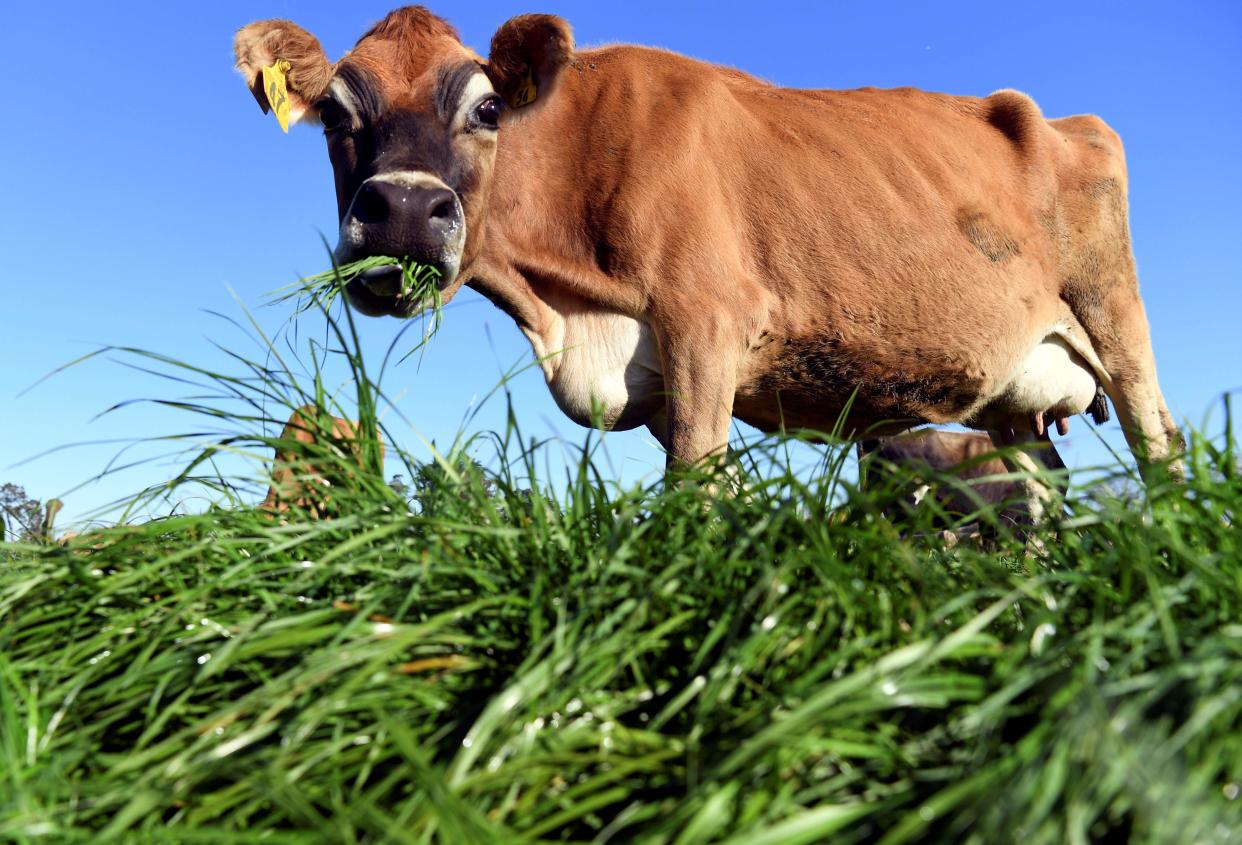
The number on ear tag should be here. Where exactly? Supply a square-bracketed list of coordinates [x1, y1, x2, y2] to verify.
[511, 67, 537, 108]
[261, 59, 293, 132]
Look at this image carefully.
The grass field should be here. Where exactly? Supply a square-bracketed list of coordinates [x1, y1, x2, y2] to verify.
[2, 291, 1239, 843]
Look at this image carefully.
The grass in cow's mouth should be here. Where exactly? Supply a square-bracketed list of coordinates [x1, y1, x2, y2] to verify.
[267, 255, 444, 364]
[269, 255, 443, 316]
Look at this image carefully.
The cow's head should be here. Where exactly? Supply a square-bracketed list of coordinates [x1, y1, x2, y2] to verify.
[234, 6, 573, 316]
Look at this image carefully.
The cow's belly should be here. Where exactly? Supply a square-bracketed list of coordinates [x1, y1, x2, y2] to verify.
[526, 309, 664, 430]
[734, 318, 1101, 435]
[735, 332, 995, 432]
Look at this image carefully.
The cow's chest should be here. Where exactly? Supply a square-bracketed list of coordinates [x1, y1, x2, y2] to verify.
[524, 308, 665, 431]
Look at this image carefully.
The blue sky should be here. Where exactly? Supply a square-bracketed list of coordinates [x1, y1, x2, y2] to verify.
[2, 1, 1239, 527]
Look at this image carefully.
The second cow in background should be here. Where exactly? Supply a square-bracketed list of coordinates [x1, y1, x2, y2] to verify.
[858, 429, 1068, 529]
[263, 404, 385, 518]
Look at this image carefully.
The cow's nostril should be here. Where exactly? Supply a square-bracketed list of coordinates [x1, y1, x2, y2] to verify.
[429, 197, 455, 222]
[354, 182, 390, 225]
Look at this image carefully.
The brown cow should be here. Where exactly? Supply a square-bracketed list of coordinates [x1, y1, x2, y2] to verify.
[233, 8, 1180, 508]
[858, 429, 1068, 527]
[262, 404, 384, 517]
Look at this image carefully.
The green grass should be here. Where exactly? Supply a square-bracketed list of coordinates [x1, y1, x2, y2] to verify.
[269, 256, 443, 318]
[1, 271, 1239, 843]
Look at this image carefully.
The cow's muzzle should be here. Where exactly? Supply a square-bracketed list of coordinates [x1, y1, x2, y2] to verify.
[335, 172, 465, 313]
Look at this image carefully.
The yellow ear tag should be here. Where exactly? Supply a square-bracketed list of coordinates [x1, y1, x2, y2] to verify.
[510, 67, 537, 108]
[261, 59, 293, 132]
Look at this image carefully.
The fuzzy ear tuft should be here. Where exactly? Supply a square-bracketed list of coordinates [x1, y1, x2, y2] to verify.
[234, 19, 333, 126]
[487, 14, 574, 109]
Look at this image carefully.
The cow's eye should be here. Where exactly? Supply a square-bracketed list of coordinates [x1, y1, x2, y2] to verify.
[317, 99, 345, 132]
[472, 96, 501, 130]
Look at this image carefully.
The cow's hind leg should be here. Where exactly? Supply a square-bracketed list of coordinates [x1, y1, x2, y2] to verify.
[1058, 163, 1182, 479]
[1065, 270, 1182, 479]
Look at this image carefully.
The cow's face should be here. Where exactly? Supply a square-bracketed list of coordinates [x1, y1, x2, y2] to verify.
[234, 8, 573, 317]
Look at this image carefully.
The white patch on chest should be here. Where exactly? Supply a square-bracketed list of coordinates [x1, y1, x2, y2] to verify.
[524, 306, 664, 430]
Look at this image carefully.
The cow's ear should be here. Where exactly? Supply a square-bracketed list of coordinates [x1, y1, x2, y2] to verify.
[234, 19, 333, 130]
[486, 14, 574, 110]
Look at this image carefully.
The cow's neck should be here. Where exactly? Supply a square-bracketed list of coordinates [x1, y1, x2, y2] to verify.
[457, 101, 669, 430]
[463, 99, 639, 364]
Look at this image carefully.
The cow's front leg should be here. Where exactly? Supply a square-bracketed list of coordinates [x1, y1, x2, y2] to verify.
[655, 324, 740, 472]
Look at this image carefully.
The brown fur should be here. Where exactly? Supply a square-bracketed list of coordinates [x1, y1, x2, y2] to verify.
[346, 7, 467, 96]
[233, 7, 1181, 492]
[262, 405, 384, 517]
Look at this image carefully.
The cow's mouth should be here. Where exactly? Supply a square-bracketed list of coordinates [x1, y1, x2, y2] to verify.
[343, 260, 447, 319]
[357, 263, 407, 297]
